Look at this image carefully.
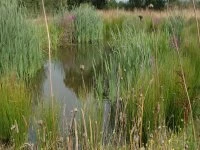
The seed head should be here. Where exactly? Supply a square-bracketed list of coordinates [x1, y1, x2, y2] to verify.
[80, 64, 85, 71]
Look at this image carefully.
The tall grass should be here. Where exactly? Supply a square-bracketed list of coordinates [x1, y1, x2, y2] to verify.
[38, 18, 63, 51]
[73, 4, 103, 43]
[92, 15, 200, 147]
[0, 77, 31, 147]
[0, 0, 43, 79]
[33, 102, 60, 149]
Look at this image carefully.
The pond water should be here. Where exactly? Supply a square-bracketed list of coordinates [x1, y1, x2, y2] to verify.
[42, 61, 80, 118]
[28, 43, 106, 143]
[33, 43, 104, 117]
[29, 44, 108, 143]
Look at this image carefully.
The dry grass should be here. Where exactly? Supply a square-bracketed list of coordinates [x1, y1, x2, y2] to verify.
[98, 8, 200, 20]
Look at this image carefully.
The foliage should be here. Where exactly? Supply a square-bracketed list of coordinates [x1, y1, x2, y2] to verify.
[128, 0, 166, 9]
[18, 0, 68, 14]
[0, 0, 43, 80]
[68, 0, 107, 9]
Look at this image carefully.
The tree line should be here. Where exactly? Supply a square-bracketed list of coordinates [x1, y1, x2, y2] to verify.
[17, 0, 180, 13]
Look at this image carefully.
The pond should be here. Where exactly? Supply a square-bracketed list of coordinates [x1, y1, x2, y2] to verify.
[28, 43, 110, 144]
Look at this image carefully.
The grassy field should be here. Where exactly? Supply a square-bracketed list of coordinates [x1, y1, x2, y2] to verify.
[0, 1, 200, 149]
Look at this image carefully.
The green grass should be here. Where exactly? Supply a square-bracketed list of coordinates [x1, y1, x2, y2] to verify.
[0, 77, 31, 147]
[38, 17, 63, 52]
[91, 14, 200, 147]
[0, 0, 43, 80]
[0, 2, 200, 148]
[73, 4, 103, 43]
[34, 102, 60, 149]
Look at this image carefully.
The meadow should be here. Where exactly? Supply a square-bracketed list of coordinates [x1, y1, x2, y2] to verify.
[0, 0, 200, 149]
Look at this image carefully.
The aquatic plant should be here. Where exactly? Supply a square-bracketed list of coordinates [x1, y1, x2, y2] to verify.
[92, 15, 200, 146]
[73, 4, 103, 43]
[0, 0, 43, 80]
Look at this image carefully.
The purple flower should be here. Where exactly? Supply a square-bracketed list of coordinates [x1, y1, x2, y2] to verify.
[68, 15, 76, 21]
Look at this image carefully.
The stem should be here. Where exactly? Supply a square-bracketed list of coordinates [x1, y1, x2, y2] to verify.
[41, 0, 54, 113]
[41, 0, 55, 144]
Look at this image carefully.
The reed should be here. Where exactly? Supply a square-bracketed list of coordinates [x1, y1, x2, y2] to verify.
[73, 4, 103, 43]
[91, 14, 200, 147]
[0, 0, 43, 80]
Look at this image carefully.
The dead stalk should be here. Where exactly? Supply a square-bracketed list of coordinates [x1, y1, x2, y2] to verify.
[81, 109, 88, 149]
[68, 108, 78, 150]
[74, 118, 78, 150]
[41, 0, 54, 134]
[89, 116, 93, 149]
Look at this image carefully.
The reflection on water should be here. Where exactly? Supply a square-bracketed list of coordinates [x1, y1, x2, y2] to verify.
[43, 61, 80, 115]
[29, 43, 104, 143]
[34, 43, 104, 114]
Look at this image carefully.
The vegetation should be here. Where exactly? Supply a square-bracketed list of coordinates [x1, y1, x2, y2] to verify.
[73, 4, 103, 43]
[0, 77, 31, 147]
[17, 0, 68, 14]
[0, 0, 43, 80]
[0, 0, 200, 149]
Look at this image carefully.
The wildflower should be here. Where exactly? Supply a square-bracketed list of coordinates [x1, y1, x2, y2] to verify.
[68, 15, 76, 21]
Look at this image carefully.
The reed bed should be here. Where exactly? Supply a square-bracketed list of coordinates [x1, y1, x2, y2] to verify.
[73, 4, 103, 43]
[0, 2, 200, 149]
[0, 0, 43, 80]
[91, 13, 200, 149]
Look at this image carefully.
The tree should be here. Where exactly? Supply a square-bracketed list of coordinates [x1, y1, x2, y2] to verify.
[18, 0, 68, 13]
[129, 0, 166, 9]
[129, 0, 144, 8]
[92, 0, 107, 9]
[67, 0, 106, 9]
